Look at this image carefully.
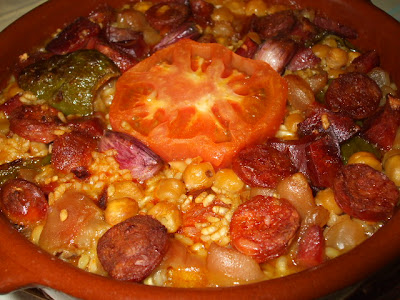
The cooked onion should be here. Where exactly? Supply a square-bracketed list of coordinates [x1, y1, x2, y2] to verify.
[276, 172, 315, 219]
[285, 74, 315, 112]
[207, 243, 264, 283]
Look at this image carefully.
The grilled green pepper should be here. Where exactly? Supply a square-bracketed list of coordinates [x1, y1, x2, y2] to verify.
[18, 50, 120, 116]
[341, 136, 381, 164]
[0, 155, 51, 186]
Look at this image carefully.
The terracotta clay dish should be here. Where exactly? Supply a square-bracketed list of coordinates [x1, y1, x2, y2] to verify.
[0, 0, 400, 299]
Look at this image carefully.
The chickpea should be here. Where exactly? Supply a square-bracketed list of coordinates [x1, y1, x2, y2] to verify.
[348, 151, 382, 171]
[383, 149, 400, 186]
[105, 197, 139, 226]
[347, 51, 361, 64]
[133, 1, 153, 13]
[325, 217, 367, 251]
[213, 168, 244, 193]
[0, 118, 9, 135]
[327, 68, 346, 79]
[326, 48, 348, 70]
[183, 162, 215, 191]
[6, 83, 23, 99]
[284, 112, 304, 134]
[148, 202, 182, 233]
[225, 0, 245, 15]
[212, 7, 234, 22]
[245, 0, 268, 16]
[322, 37, 338, 48]
[315, 188, 342, 215]
[156, 178, 186, 202]
[312, 44, 331, 59]
[109, 181, 144, 201]
[212, 21, 235, 38]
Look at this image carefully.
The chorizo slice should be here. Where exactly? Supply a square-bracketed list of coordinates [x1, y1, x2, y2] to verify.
[97, 215, 168, 281]
[232, 144, 297, 188]
[46, 17, 101, 55]
[298, 106, 360, 143]
[362, 95, 400, 151]
[9, 105, 62, 143]
[90, 38, 138, 73]
[189, 0, 214, 28]
[235, 36, 259, 58]
[288, 16, 319, 44]
[67, 116, 105, 138]
[348, 50, 380, 74]
[253, 10, 296, 40]
[296, 225, 325, 268]
[0, 178, 48, 226]
[145, 2, 189, 32]
[325, 72, 382, 120]
[313, 15, 358, 39]
[51, 131, 97, 174]
[305, 134, 343, 189]
[0, 94, 23, 116]
[333, 164, 399, 222]
[230, 195, 300, 263]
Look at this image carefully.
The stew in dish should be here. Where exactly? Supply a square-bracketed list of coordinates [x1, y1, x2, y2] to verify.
[0, 0, 399, 287]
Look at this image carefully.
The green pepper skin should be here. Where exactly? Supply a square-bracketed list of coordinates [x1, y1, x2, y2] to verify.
[18, 50, 120, 116]
[0, 155, 51, 186]
[341, 136, 381, 164]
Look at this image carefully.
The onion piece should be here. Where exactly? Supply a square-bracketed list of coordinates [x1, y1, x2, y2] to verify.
[285, 74, 315, 112]
[99, 130, 164, 182]
[276, 172, 315, 219]
[152, 22, 201, 52]
[253, 38, 297, 73]
[325, 216, 367, 251]
[207, 243, 264, 283]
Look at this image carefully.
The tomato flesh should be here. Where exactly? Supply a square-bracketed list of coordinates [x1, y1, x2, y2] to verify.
[110, 39, 287, 167]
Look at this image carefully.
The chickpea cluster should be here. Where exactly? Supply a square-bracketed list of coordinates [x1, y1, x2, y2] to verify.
[103, 159, 245, 234]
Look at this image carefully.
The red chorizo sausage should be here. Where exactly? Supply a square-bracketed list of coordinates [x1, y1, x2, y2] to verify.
[297, 106, 360, 143]
[0, 179, 48, 226]
[0, 94, 23, 116]
[296, 225, 325, 268]
[235, 36, 259, 58]
[97, 215, 168, 281]
[305, 134, 343, 189]
[46, 17, 101, 55]
[189, 0, 214, 28]
[348, 50, 380, 74]
[67, 116, 105, 138]
[230, 195, 300, 263]
[362, 95, 400, 151]
[9, 105, 62, 143]
[232, 144, 297, 188]
[91, 38, 138, 73]
[313, 15, 358, 39]
[325, 72, 382, 120]
[145, 2, 189, 32]
[253, 10, 296, 40]
[333, 164, 399, 222]
[51, 131, 97, 174]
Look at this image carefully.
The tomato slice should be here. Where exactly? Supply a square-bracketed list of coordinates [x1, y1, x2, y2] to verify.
[109, 39, 287, 167]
